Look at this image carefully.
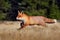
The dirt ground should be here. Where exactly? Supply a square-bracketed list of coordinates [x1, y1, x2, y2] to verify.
[0, 21, 60, 40]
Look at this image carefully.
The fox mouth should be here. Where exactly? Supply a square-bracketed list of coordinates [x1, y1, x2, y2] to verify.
[16, 17, 24, 21]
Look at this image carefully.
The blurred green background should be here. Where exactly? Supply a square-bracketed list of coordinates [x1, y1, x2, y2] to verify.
[0, 0, 60, 21]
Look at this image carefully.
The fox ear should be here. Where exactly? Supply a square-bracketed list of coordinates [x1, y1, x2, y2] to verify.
[18, 10, 24, 14]
[21, 11, 24, 14]
[18, 11, 22, 14]
[18, 11, 20, 14]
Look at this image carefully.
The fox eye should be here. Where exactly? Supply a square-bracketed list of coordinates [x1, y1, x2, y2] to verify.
[19, 14, 22, 17]
[18, 15, 22, 17]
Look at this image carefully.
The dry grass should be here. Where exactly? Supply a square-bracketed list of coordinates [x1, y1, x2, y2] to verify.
[0, 21, 60, 40]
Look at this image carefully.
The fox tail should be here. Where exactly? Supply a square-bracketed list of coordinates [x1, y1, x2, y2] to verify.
[53, 19, 57, 23]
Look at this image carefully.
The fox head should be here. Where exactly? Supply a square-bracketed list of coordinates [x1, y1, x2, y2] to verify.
[16, 11, 26, 20]
[16, 11, 29, 23]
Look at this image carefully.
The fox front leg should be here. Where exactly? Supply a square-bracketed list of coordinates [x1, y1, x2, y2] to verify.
[18, 20, 24, 30]
[20, 20, 25, 29]
[20, 20, 24, 29]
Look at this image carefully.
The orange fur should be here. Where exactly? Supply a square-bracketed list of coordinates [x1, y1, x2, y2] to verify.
[16, 11, 56, 28]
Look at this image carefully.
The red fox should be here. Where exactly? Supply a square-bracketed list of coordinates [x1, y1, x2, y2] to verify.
[16, 11, 57, 29]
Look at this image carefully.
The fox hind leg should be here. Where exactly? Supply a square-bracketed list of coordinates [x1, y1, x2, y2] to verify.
[39, 21, 47, 27]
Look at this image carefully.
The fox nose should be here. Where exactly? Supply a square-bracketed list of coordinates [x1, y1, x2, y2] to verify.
[16, 17, 18, 19]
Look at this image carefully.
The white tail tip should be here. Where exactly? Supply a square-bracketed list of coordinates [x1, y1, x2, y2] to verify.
[53, 19, 57, 23]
